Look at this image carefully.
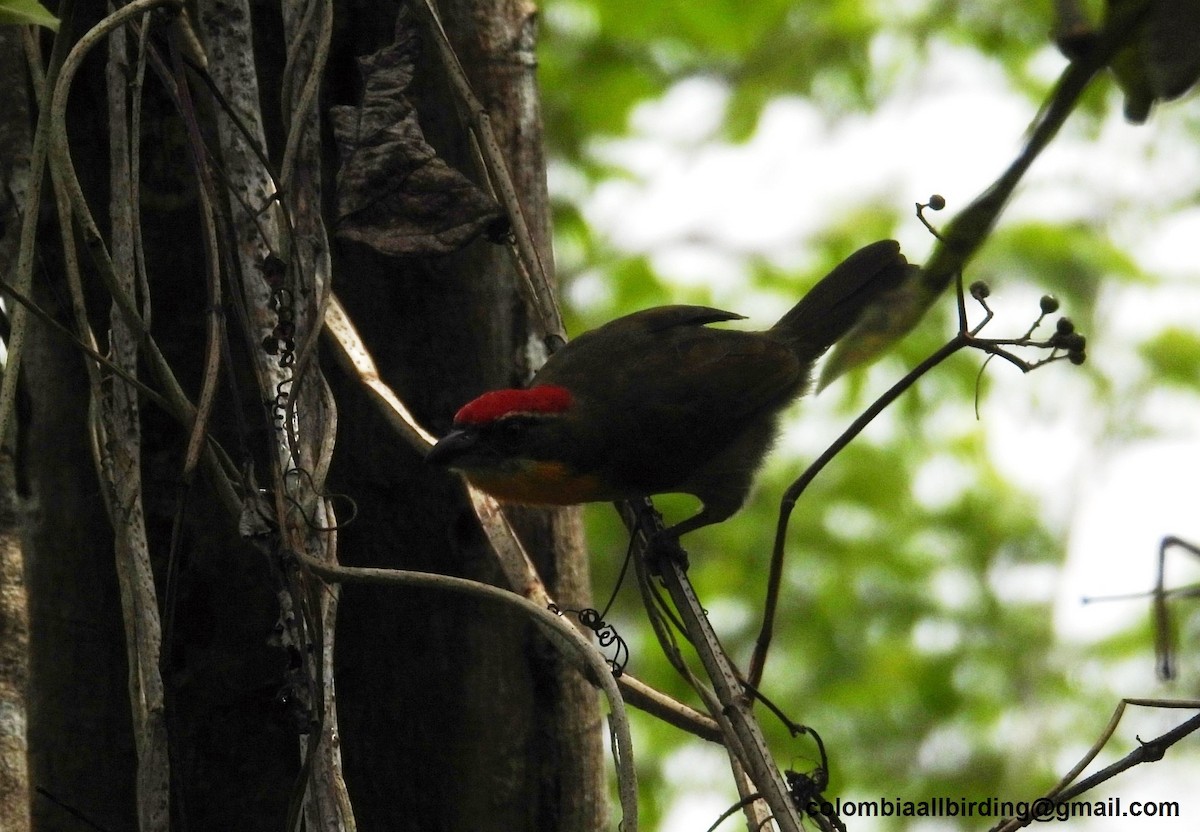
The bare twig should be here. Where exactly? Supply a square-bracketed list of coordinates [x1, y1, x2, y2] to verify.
[279, 0, 332, 193]
[404, 0, 565, 345]
[619, 674, 722, 743]
[166, 33, 225, 483]
[1154, 536, 1200, 679]
[1084, 536, 1200, 680]
[0, 276, 171, 413]
[45, 0, 242, 517]
[198, 0, 350, 825]
[750, 275, 1086, 686]
[624, 502, 805, 832]
[100, 12, 169, 827]
[922, 0, 1151, 294]
[825, 0, 1150, 383]
[989, 699, 1200, 832]
[749, 335, 965, 686]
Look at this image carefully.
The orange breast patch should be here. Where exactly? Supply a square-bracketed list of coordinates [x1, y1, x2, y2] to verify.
[466, 461, 610, 506]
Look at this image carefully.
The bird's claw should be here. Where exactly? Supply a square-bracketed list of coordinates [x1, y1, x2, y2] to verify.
[647, 530, 689, 575]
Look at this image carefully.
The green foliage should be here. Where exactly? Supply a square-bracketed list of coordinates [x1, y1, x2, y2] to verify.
[985, 221, 1147, 305]
[0, 0, 59, 30]
[538, 0, 1199, 827]
[539, 0, 1063, 162]
[539, 0, 883, 154]
[1139, 328, 1200, 390]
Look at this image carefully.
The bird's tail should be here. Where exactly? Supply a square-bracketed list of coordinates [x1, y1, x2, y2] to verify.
[769, 239, 914, 364]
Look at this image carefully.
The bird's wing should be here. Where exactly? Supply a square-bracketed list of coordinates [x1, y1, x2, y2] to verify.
[568, 305, 745, 336]
[540, 305, 800, 420]
[536, 307, 804, 490]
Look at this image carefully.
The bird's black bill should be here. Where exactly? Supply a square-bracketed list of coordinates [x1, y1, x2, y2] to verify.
[425, 428, 477, 467]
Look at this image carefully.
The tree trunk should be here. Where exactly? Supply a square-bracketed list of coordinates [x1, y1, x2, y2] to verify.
[0, 26, 32, 832]
[326, 1, 605, 829]
[11, 0, 604, 829]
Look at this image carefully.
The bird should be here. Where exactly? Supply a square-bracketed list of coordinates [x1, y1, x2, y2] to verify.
[426, 240, 915, 542]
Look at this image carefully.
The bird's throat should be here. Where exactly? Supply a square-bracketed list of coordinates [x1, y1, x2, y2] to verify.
[463, 460, 609, 506]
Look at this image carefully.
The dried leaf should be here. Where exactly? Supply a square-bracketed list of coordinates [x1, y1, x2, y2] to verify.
[1108, 0, 1200, 123]
[330, 26, 506, 256]
[1147, 0, 1200, 101]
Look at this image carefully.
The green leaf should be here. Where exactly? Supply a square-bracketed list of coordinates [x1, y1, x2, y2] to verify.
[1139, 327, 1200, 390]
[0, 0, 60, 31]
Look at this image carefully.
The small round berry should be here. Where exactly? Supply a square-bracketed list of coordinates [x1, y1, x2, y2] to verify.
[969, 280, 990, 300]
[928, 194, 946, 210]
[1056, 316, 1075, 335]
[1040, 295, 1060, 314]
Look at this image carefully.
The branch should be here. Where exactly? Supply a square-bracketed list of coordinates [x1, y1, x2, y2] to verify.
[622, 502, 806, 832]
[1154, 536, 1200, 679]
[923, 0, 1152, 292]
[404, 0, 565, 346]
[751, 273, 1087, 685]
[0, 0, 79, 454]
[749, 334, 966, 687]
[44, 0, 242, 517]
[990, 699, 1200, 832]
[294, 552, 639, 832]
[825, 0, 1151, 380]
[196, 0, 348, 824]
[101, 14, 169, 827]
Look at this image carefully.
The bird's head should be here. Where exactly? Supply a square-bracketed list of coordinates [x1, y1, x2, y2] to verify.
[426, 385, 605, 505]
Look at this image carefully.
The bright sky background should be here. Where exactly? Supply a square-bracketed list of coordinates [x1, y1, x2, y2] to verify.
[563, 35, 1200, 832]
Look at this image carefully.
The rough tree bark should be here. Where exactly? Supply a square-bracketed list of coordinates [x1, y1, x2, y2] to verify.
[0, 26, 32, 832]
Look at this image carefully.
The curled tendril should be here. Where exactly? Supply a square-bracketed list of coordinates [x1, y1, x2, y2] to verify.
[261, 264, 298, 422]
[786, 730, 847, 832]
[549, 605, 630, 676]
[271, 378, 294, 429]
[280, 466, 359, 532]
[268, 285, 294, 312]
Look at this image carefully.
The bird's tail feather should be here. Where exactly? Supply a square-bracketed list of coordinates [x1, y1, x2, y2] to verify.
[770, 240, 914, 363]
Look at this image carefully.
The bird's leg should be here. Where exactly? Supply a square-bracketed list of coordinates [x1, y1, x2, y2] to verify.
[648, 530, 689, 575]
[657, 499, 735, 564]
[630, 499, 690, 574]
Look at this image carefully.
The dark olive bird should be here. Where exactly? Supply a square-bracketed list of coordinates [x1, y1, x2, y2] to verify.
[427, 240, 914, 540]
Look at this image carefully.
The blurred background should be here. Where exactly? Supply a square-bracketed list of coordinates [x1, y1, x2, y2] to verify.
[533, 0, 1200, 828]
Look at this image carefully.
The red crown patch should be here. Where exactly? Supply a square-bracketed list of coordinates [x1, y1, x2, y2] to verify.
[454, 385, 573, 425]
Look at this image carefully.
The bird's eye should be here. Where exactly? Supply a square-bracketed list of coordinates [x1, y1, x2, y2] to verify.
[495, 417, 528, 444]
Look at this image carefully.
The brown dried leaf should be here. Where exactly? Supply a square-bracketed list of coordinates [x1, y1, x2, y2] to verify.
[1147, 0, 1200, 101]
[330, 27, 506, 256]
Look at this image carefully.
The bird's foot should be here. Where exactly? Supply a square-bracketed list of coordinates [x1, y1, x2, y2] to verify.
[647, 529, 689, 575]
[629, 498, 690, 574]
